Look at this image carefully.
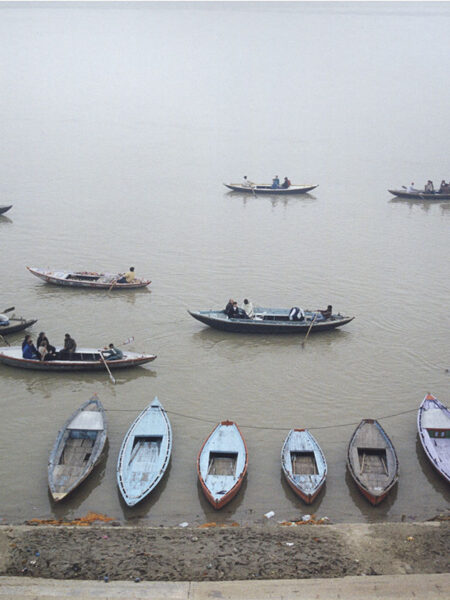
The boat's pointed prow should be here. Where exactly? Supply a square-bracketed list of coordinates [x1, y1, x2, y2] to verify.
[51, 492, 68, 502]
[151, 396, 161, 408]
[425, 393, 436, 401]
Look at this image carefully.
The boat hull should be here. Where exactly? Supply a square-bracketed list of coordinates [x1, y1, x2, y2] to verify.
[417, 394, 450, 483]
[48, 396, 107, 501]
[188, 309, 354, 334]
[0, 318, 37, 335]
[117, 398, 172, 506]
[225, 184, 318, 195]
[0, 347, 156, 371]
[0, 205, 12, 215]
[388, 189, 450, 200]
[27, 267, 151, 289]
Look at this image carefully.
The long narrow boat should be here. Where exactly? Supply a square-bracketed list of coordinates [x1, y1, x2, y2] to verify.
[117, 397, 172, 507]
[347, 419, 399, 505]
[27, 266, 151, 289]
[188, 308, 354, 334]
[417, 394, 450, 483]
[388, 189, 450, 200]
[0, 316, 38, 336]
[48, 396, 107, 501]
[0, 205, 12, 215]
[0, 346, 156, 371]
[281, 429, 327, 504]
[197, 420, 248, 509]
[224, 183, 318, 195]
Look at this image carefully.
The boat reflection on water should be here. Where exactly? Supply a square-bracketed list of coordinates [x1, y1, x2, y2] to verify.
[225, 190, 317, 208]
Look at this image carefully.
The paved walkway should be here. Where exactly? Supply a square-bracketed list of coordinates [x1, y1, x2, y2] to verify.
[1, 574, 449, 599]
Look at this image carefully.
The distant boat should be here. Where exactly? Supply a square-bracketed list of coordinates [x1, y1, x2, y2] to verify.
[224, 183, 318, 195]
[0, 311, 37, 336]
[347, 419, 399, 505]
[0, 346, 156, 371]
[388, 189, 450, 200]
[117, 397, 172, 507]
[417, 394, 450, 483]
[188, 308, 354, 334]
[197, 420, 248, 509]
[27, 266, 151, 290]
[48, 396, 107, 502]
[281, 429, 327, 504]
[0, 205, 12, 215]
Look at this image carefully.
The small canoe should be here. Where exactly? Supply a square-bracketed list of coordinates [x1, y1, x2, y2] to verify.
[0, 316, 37, 335]
[417, 394, 450, 483]
[197, 420, 248, 509]
[188, 308, 354, 334]
[117, 397, 172, 507]
[0, 205, 12, 215]
[347, 419, 399, 505]
[0, 346, 156, 371]
[388, 189, 450, 200]
[281, 429, 327, 504]
[224, 183, 318, 195]
[27, 266, 151, 289]
[48, 396, 107, 501]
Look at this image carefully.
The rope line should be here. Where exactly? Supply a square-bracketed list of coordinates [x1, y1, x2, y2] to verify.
[104, 406, 419, 431]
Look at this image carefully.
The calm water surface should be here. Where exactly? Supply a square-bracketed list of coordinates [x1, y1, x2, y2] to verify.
[0, 2, 449, 525]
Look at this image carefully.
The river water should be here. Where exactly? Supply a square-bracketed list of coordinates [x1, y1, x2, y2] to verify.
[0, 2, 449, 526]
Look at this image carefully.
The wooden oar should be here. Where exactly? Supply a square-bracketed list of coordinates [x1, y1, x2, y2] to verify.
[108, 279, 118, 292]
[99, 350, 116, 384]
[301, 314, 317, 348]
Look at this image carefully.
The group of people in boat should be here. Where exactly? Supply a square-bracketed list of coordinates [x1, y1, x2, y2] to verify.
[21, 333, 123, 361]
[243, 176, 291, 189]
[407, 180, 450, 194]
[224, 300, 333, 321]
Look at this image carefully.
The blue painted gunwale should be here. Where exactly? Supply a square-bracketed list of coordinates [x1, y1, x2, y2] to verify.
[117, 397, 172, 507]
[27, 266, 151, 289]
[197, 421, 248, 509]
[48, 396, 107, 501]
[188, 308, 354, 334]
[281, 429, 327, 504]
[224, 183, 318, 195]
[0, 346, 156, 371]
[417, 394, 450, 483]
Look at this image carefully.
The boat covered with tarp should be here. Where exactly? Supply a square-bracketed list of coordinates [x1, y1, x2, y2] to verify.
[224, 183, 318, 195]
[188, 307, 354, 334]
[0, 346, 156, 371]
[27, 266, 151, 289]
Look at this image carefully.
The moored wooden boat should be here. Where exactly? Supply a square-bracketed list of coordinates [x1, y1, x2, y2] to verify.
[224, 183, 318, 195]
[0, 316, 37, 336]
[388, 189, 450, 200]
[347, 419, 399, 505]
[0, 205, 12, 215]
[281, 429, 327, 504]
[0, 346, 156, 371]
[197, 420, 248, 509]
[48, 396, 107, 501]
[117, 397, 172, 507]
[417, 394, 450, 483]
[27, 266, 151, 289]
[188, 308, 354, 334]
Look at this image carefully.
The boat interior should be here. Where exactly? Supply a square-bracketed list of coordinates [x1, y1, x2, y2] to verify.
[68, 273, 102, 281]
[129, 436, 162, 466]
[357, 448, 388, 475]
[291, 451, 318, 475]
[58, 431, 96, 468]
[207, 452, 237, 476]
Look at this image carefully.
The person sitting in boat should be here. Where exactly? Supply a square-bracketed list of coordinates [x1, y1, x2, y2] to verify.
[439, 180, 448, 193]
[22, 335, 39, 359]
[319, 305, 333, 319]
[242, 175, 255, 188]
[271, 176, 280, 189]
[282, 177, 291, 189]
[117, 266, 135, 284]
[36, 332, 56, 355]
[225, 299, 235, 317]
[58, 333, 77, 359]
[102, 343, 123, 361]
[37, 339, 54, 361]
[241, 298, 255, 319]
[407, 182, 417, 192]
[424, 180, 435, 193]
[289, 307, 305, 321]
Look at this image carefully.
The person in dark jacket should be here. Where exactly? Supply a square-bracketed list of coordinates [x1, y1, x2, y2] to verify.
[58, 333, 77, 359]
[36, 332, 56, 355]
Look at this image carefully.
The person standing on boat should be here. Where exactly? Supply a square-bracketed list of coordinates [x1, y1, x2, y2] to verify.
[102, 343, 123, 361]
[22, 335, 39, 359]
[117, 266, 135, 284]
[242, 298, 255, 319]
[272, 176, 280, 189]
[282, 177, 291, 189]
